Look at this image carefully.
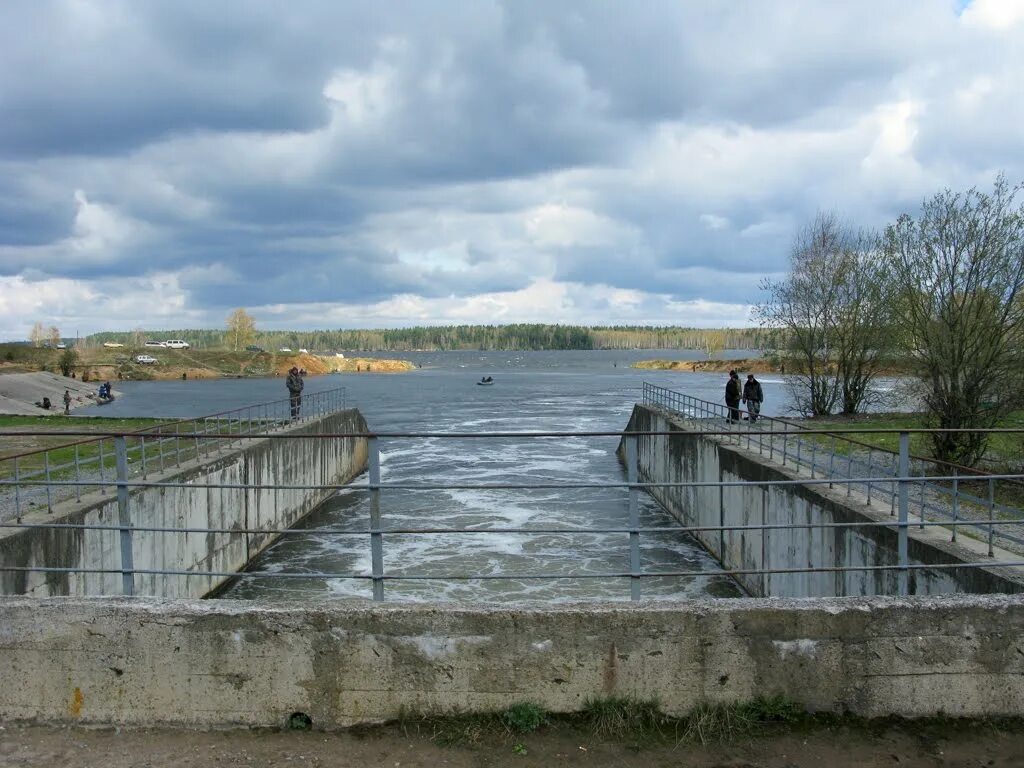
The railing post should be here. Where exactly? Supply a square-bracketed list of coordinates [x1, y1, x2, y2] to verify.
[951, 469, 958, 543]
[13, 457, 21, 519]
[827, 436, 835, 489]
[865, 449, 873, 505]
[74, 444, 81, 502]
[897, 432, 910, 596]
[98, 438, 107, 495]
[625, 434, 641, 602]
[43, 451, 52, 513]
[369, 436, 385, 601]
[919, 479, 926, 530]
[115, 436, 135, 596]
[987, 478, 996, 557]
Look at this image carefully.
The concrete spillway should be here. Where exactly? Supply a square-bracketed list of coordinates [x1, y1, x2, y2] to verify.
[0, 409, 369, 598]
[3, 403, 1024, 727]
[620, 403, 1024, 597]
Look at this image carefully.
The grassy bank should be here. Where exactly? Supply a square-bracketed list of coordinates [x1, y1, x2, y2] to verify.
[792, 411, 1024, 470]
[0, 342, 415, 381]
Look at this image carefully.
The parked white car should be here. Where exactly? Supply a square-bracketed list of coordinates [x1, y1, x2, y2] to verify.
[165, 339, 190, 349]
[103, 342, 124, 348]
[278, 347, 292, 352]
[135, 354, 157, 364]
[299, 348, 309, 354]
[144, 340, 166, 347]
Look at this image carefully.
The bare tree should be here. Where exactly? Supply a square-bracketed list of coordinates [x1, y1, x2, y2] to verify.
[226, 308, 256, 351]
[755, 212, 896, 416]
[48, 326, 61, 347]
[884, 175, 1024, 465]
[29, 322, 45, 348]
[700, 330, 727, 359]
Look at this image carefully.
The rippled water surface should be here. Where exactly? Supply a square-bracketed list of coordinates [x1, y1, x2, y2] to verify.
[99, 350, 783, 602]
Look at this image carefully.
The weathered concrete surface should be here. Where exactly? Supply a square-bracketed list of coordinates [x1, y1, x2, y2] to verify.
[0, 371, 103, 415]
[1, 594, 1023, 727]
[621, 404, 1024, 597]
[0, 409, 368, 598]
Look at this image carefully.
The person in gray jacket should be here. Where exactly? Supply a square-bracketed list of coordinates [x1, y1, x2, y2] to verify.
[742, 374, 764, 423]
[286, 366, 304, 419]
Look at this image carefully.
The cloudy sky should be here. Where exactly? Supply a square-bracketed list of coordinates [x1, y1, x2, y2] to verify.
[1, 0, 1022, 340]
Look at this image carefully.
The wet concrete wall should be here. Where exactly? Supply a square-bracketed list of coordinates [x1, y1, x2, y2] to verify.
[0, 409, 368, 598]
[1, 594, 1022, 726]
[620, 405, 1024, 597]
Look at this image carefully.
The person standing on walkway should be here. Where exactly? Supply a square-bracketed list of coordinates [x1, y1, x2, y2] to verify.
[724, 370, 742, 423]
[742, 374, 764, 423]
[63, 389, 71, 415]
[286, 366, 304, 419]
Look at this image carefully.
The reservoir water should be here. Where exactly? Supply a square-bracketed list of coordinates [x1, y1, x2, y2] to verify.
[97, 350, 781, 603]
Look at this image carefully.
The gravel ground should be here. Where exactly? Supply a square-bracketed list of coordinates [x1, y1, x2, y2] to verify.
[1, 721, 1023, 768]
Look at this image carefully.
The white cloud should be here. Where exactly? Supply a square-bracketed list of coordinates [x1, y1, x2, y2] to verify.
[961, 0, 1024, 30]
[699, 214, 729, 231]
[1, 2, 1024, 337]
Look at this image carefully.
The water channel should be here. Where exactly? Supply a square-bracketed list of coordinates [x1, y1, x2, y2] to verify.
[97, 350, 787, 602]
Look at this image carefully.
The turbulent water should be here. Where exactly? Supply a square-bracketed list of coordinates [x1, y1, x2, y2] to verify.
[97, 349, 787, 603]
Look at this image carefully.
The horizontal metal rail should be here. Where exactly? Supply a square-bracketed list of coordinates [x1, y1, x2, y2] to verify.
[0, 387, 347, 520]
[3, 390, 1024, 602]
[2, 560, 1022, 581]
[4, 518, 1024, 536]
[5, 473, 1024, 491]
[642, 383, 1024, 551]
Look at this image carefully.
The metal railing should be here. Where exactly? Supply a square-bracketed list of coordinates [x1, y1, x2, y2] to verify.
[0, 387, 346, 521]
[643, 383, 1024, 553]
[2, 414, 1024, 601]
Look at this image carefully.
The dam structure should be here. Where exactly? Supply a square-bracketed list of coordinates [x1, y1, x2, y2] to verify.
[1, 383, 1024, 728]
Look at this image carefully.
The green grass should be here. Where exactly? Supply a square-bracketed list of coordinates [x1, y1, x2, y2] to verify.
[395, 697, 1024, 751]
[797, 411, 1024, 461]
[0, 415, 167, 430]
[0, 416, 210, 480]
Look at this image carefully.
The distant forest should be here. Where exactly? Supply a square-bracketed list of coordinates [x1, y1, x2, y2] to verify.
[86, 324, 772, 352]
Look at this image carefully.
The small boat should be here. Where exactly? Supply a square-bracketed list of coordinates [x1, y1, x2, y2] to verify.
[96, 394, 115, 405]
[476, 381, 493, 386]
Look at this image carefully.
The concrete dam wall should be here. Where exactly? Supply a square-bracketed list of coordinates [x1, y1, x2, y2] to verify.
[2, 594, 1023, 727]
[621, 404, 1024, 598]
[0, 409, 369, 599]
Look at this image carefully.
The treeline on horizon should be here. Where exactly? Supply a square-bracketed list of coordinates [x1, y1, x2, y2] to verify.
[84, 324, 771, 352]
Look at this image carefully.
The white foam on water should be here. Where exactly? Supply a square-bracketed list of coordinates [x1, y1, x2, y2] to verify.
[222, 362, 747, 604]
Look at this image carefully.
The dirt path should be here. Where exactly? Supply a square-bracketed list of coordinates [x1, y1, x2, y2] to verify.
[1, 722, 1021, 768]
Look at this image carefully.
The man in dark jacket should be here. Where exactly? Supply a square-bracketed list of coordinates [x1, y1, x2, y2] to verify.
[286, 366, 304, 419]
[742, 374, 764, 423]
[724, 370, 742, 423]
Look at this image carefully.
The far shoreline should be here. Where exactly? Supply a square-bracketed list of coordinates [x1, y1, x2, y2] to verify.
[633, 358, 781, 374]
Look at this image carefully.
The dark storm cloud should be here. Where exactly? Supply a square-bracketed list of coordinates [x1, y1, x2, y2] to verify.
[1, 1, 1022, 337]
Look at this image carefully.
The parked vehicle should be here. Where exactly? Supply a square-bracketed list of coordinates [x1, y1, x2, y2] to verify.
[144, 340, 166, 347]
[278, 347, 292, 352]
[299, 348, 309, 354]
[245, 345, 264, 353]
[102, 342, 124, 348]
[135, 354, 157, 364]
[165, 339, 190, 349]
[55, 343, 67, 349]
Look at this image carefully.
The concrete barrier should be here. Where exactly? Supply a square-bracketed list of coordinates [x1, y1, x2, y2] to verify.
[0, 409, 368, 598]
[1, 594, 1023, 726]
[620, 404, 1024, 597]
